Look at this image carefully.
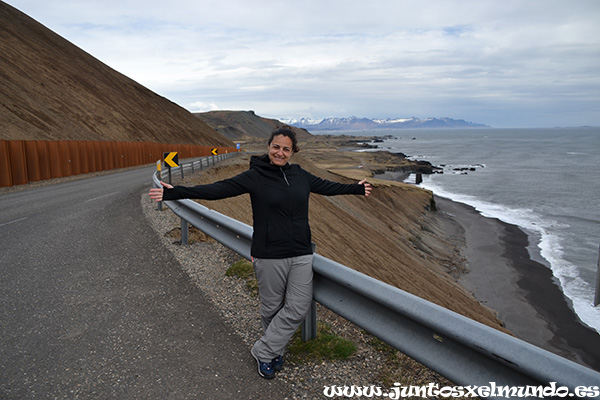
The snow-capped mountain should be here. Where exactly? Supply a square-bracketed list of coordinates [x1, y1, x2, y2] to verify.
[279, 116, 489, 130]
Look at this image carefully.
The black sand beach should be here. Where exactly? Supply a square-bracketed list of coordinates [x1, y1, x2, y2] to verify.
[434, 196, 600, 371]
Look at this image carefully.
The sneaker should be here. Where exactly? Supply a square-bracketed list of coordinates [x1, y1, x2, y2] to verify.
[272, 355, 284, 372]
[251, 348, 275, 379]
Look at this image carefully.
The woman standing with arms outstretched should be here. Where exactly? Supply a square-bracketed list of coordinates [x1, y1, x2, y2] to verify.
[149, 127, 371, 379]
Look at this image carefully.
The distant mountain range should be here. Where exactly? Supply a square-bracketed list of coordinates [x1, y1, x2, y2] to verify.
[281, 116, 489, 131]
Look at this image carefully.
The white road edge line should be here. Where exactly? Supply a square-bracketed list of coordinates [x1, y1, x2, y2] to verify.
[84, 191, 121, 202]
[0, 217, 28, 227]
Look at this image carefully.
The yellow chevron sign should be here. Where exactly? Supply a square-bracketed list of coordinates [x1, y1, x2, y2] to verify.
[211, 148, 218, 155]
[163, 152, 179, 168]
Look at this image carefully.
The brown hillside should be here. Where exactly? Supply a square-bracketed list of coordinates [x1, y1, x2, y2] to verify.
[0, 2, 231, 146]
[195, 110, 310, 141]
[178, 152, 508, 333]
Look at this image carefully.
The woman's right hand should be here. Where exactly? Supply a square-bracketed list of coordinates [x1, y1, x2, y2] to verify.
[149, 181, 173, 202]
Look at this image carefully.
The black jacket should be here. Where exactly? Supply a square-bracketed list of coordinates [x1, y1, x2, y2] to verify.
[163, 154, 365, 259]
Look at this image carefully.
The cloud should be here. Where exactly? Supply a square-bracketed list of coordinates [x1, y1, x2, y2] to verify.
[6, 0, 600, 127]
[189, 101, 221, 113]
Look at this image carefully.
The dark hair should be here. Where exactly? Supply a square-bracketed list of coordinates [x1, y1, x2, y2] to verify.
[268, 126, 299, 153]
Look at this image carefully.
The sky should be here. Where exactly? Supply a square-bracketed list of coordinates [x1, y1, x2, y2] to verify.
[6, 0, 600, 128]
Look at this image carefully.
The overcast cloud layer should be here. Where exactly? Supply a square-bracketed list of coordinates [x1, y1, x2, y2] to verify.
[7, 0, 600, 127]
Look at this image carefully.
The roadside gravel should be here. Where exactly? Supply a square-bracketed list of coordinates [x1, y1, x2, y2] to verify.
[140, 193, 391, 399]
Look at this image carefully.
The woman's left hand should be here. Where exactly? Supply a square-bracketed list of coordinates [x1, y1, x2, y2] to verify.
[358, 179, 372, 197]
[148, 181, 174, 202]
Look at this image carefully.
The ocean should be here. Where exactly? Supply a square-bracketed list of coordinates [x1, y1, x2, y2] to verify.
[319, 127, 600, 334]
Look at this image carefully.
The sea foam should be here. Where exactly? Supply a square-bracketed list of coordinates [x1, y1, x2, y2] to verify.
[413, 174, 600, 335]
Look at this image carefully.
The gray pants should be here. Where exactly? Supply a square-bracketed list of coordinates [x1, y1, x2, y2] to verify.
[251, 254, 314, 361]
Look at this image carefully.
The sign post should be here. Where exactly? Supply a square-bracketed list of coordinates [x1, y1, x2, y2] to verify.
[163, 152, 178, 184]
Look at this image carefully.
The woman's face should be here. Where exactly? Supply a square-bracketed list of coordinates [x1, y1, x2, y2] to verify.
[268, 134, 293, 166]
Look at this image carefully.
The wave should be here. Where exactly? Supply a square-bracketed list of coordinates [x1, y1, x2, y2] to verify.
[411, 174, 600, 335]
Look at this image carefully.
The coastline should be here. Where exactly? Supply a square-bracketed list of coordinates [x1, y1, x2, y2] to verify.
[257, 139, 600, 372]
[433, 195, 600, 371]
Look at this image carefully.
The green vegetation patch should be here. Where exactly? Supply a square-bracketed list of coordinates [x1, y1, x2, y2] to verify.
[225, 259, 258, 296]
[287, 322, 357, 363]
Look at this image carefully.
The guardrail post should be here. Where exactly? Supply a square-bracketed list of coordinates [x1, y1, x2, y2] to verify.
[301, 300, 317, 342]
[181, 218, 189, 245]
[301, 242, 318, 342]
[594, 243, 600, 307]
[155, 170, 163, 211]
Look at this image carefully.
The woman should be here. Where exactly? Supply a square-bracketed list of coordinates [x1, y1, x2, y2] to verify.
[149, 127, 371, 379]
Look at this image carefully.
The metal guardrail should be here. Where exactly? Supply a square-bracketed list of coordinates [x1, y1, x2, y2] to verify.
[151, 167, 600, 397]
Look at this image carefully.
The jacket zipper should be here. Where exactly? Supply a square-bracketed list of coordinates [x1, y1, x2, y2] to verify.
[280, 168, 290, 186]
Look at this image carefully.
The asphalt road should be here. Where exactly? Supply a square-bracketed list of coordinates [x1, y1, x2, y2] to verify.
[0, 165, 292, 399]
